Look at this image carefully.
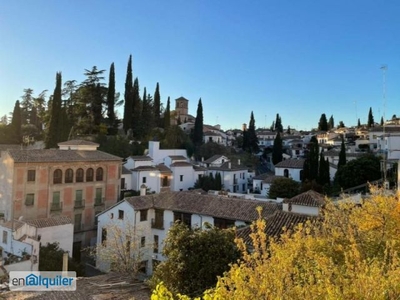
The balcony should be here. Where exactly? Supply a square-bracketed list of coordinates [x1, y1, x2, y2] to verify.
[151, 218, 164, 230]
[74, 223, 84, 232]
[50, 202, 63, 212]
[94, 197, 105, 208]
[74, 199, 85, 209]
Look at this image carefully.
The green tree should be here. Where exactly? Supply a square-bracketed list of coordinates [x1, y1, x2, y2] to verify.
[11, 100, 22, 144]
[380, 116, 384, 126]
[272, 132, 283, 165]
[39, 242, 84, 276]
[106, 62, 117, 134]
[154, 82, 161, 127]
[245, 111, 259, 154]
[20, 88, 34, 125]
[198, 142, 229, 160]
[334, 154, 381, 189]
[338, 121, 345, 128]
[328, 115, 334, 129]
[275, 113, 283, 133]
[162, 125, 194, 156]
[268, 177, 300, 199]
[357, 118, 361, 127]
[318, 113, 328, 131]
[317, 152, 330, 186]
[132, 77, 142, 139]
[368, 107, 374, 128]
[164, 97, 171, 129]
[141, 88, 155, 137]
[304, 136, 319, 182]
[150, 222, 240, 298]
[338, 136, 346, 169]
[193, 98, 204, 153]
[123, 55, 133, 134]
[286, 125, 291, 135]
[45, 72, 62, 148]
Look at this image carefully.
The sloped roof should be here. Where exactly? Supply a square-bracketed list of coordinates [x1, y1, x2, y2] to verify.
[128, 155, 153, 161]
[369, 126, 400, 133]
[253, 172, 274, 180]
[275, 159, 305, 169]
[175, 96, 189, 102]
[170, 161, 192, 167]
[208, 161, 248, 171]
[122, 166, 131, 175]
[193, 165, 207, 171]
[204, 131, 222, 137]
[8, 149, 122, 163]
[283, 190, 325, 207]
[263, 175, 285, 184]
[2, 220, 25, 230]
[323, 150, 365, 158]
[124, 191, 279, 222]
[25, 216, 72, 228]
[0, 144, 25, 151]
[168, 155, 187, 160]
[237, 210, 315, 243]
[132, 166, 158, 171]
[157, 163, 172, 173]
[57, 140, 99, 146]
[204, 154, 225, 164]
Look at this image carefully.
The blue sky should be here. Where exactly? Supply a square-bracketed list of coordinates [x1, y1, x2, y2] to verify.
[1, 0, 400, 131]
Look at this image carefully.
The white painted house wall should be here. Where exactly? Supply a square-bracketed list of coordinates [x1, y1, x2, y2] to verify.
[38, 224, 73, 255]
[282, 203, 319, 216]
[275, 167, 302, 182]
[170, 166, 195, 191]
[148, 141, 187, 165]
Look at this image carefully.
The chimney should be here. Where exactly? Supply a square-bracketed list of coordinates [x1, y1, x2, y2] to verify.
[140, 184, 147, 196]
[228, 162, 231, 169]
[238, 159, 241, 165]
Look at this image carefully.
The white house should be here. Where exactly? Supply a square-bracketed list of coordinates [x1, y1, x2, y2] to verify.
[282, 190, 325, 216]
[274, 159, 305, 182]
[201, 155, 229, 168]
[96, 191, 280, 275]
[252, 172, 284, 196]
[208, 161, 250, 193]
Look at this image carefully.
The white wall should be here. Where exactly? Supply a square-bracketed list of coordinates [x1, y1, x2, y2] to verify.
[38, 224, 73, 256]
[4, 259, 38, 272]
[275, 168, 302, 182]
[282, 203, 319, 216]
[171, 166, 195, 191]
[132, 170, 161, 193]
[148, 141, 187, 165]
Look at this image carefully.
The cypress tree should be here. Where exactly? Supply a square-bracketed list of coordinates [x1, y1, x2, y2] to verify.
[107, 62, 116, 133]
[154, 82, 161, 127]
[11, 100, 22, 144]
[357, 118, 361, 127]
[286, 125, 291, 135]
[275, 114, 283, 133]
[338, 136, 346, 168]
[318, 113, 328, 131]
[318, 152, 330, 186]
[132, 77, 142, 139]
[164, 97, 171, 129]
[247, 111, 259, 153]
[367, 107, 374, 128]
[45, 72, 62, 148]
[193, 98, 204, 151]
[123, 55, 133, 134]
[304, 136, 319, 181]
[272, 132, 283, 165]
[380, 116, 384, 126]
[328, 115, 334, 129]
[141, 88, 154, 138]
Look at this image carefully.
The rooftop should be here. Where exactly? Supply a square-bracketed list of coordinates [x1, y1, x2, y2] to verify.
[25, 216, 72, 228]
[275, 159, 305, 169]
[283, 190, 326, 207]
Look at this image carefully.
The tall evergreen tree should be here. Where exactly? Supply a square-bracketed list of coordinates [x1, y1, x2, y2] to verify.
[318, 152, 330, 186]
[107, 62, 117, 133]
[272, 132, 283, 165]
[368, 107, 374, 128]
[380, 116, 384, 126]
[45, 72, 62, 148]
[318, 113, 328, 131]
[357, 118, 361, 127]
[286, 126, 291, 135]
[328, 115, 334, 129]
[193, 98, 204, 151]
[304, 136, 319, 181]
[164, 97, 171, 129]
[275, 114, 283, 133]
[338, 136, 346, 168]
[11, 100, 22, 144]
[131, 77, 142, 139]
[20, 88, 34, 125]
[246, 111, 259, 153]
[154, 82, 161, 127]
[123, 55, 133, 134]
[141, 88, 154, 138]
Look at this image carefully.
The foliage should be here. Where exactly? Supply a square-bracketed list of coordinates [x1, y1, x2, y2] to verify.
[317, 152, 330, 186]
[154, 82, 161, 127]
[272, 132, 282, 165]
[380, 116, 384, 126]
[150, 222, 240, 298]
[106, 62, 117, 134]
[45, 72, 63, 148]
[242, 111, 259, 154]
[161, 125, 194, 157]
[39, 242, 85, 276]
[194, 173, 222, 191]
[153, 188, 400, 299]
[268, 177, 300, 199]
[318, 113, 328, 131]
[96, 134, 143, 158]
[123, 55, 134, 134]
[328, 115, 334, 129]
[197, 142, 230, 160]
[11, 100, 22, 144]
[357, 118, 361, 127]
[334, 153, 381, 189]
[338, 135, 346, 168]
[274, 113, 283, 133]
[338, 120, 345, 128]
[164, 97, 171, 129]
[193, 98, 204, 153]
[303, 136, 319, 182]
[368, 107, 374, 128]
[132, 77, 142, 139]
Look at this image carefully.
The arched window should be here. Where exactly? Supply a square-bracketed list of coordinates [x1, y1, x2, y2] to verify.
[86, 168, 94, 182]
[65, 169, 74, 183]
[53, 169, 62, 184]
[76, 168, 84, 182]
[284, 169, 289, 178]
[96, 167, 103, 181]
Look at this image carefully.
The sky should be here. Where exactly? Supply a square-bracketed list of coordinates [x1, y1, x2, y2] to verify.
[1, 0, 400, 131]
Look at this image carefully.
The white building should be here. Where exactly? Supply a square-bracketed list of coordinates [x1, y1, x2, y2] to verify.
[96, 191, 280, 275]
[208, 161, 250, 193]
[274, 159, 305, 182]
[282, 190, 325, 216]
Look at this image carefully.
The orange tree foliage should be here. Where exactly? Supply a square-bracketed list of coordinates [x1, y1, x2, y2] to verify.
[152, 188, 400, 299]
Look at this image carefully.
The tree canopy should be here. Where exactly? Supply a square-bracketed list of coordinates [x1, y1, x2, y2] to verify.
[318, 113, 328, 131]
[268, 177, 300, 199]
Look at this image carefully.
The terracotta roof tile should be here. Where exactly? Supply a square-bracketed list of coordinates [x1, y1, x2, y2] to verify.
[283, 190, 325, 207]
[57, 140, 99, 146]
[157, 163, 172, 173]
[25, 216, 73, 228]
[275, 159, 305, 169]
[128, 156, 153, 161]
[170, 161, 192, 167]
[208, 161, 248, 171]
[204, 155, 225, 164]
[168, 155, 187, 160]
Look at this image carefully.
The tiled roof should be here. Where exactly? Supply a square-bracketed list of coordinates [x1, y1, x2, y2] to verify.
[168, 155, 187, 160]
[57, 140, 99, 146]
[204, 154, 224, 164]
[0, 144, 25, 151]
[253, 172, 274, 180]
[170, 161, 192, 167]
[193, 165, 207, 171]
[204, 131, 222, 137]
[275, 159, 305, 169]
[157, 163, 172, 173]
[125, 191, 279, 222]
[132, 166, 157, 171]
[2, 220, 25, 230]
[263, 175, 285, 184]
[25, 216, 72, 228]
[237, 211, 315, 243]
[8, 149, 122, 163]
[208, 161, 248, 171]
[369, 126, 400, 133]
[128, 155, 153, 161]
[175, 96, 189, 102]
[283, 190, 325, 207]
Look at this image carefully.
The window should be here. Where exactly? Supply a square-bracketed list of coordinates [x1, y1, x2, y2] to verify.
[25, 193, 34, 206]
[76, 168, 84, 182]
[75, 190, 83, 201]
[101, 228, 107, 244]
[53, 169, 62, 184]
[174, 212, 192, 227]
[51, 191, 61, 211]
[27, 170, 36, 182]
[242, 184, 245, 192]
[141, 236, 146, 248]
[142, 177, 146, 184]
[180, 175, 183, 182]
[152, 209, 164, 229]
[140, 210, 147, 222]
[96, 167, 103, 181]
[86, 168, 94, 182]
[288, 203, 293, 212]
[153, 235, 159, 253]
[65, 168, 73, 183]
[118, 210, 124, 220]
[121, 178, 126, 189]
[2, 231, 7, 244]
[95, 188, 103, 204]
[214, 218, 235, 229]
